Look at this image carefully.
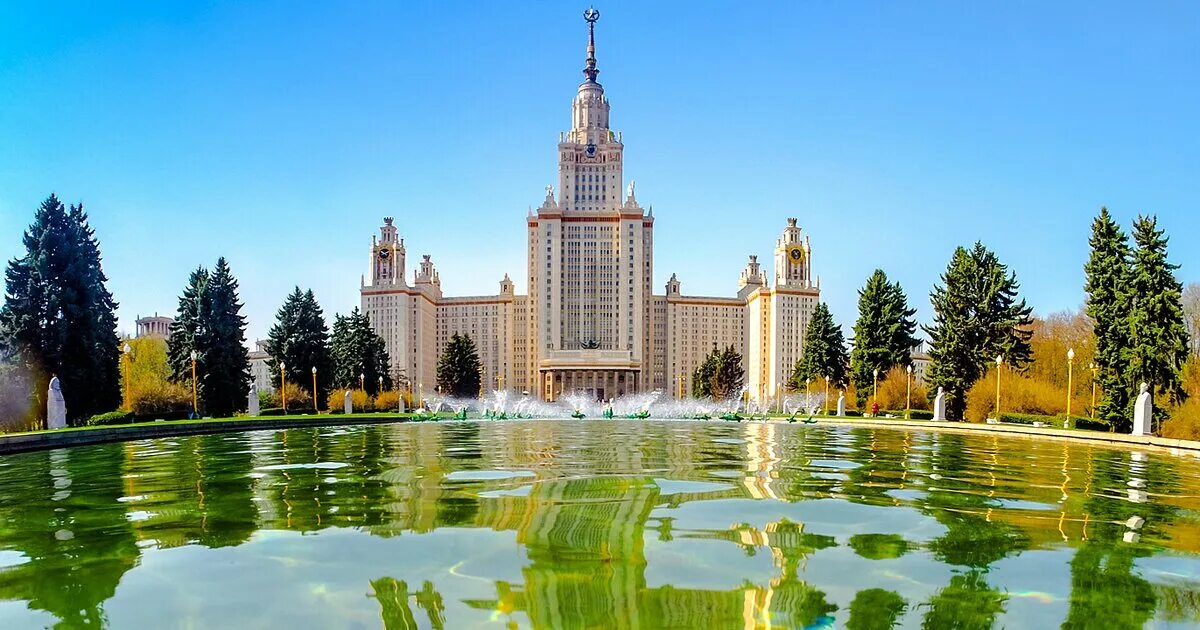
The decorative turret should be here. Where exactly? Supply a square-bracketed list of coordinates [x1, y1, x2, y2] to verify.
[738, 254, 766, 299]
[500, 273, 515, 296]
[666, 273, 681, 297]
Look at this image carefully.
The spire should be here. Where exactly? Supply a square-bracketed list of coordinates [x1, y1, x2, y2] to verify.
[583, 7, 600, 83]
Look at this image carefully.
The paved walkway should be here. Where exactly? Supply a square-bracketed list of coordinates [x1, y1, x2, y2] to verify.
[2, 414, 1197, 457]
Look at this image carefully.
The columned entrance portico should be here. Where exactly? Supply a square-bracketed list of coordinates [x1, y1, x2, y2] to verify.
[541, 368, 641, 402]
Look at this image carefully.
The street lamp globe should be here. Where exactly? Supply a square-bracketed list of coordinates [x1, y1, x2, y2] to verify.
[1067, 348, 1075, 361]
[906, 364, 913, 374]
[123, 343, 132, 355]
[312, 366, 317, 374]
[190, 350, 197, 361]
[995, 355, 1003, 366]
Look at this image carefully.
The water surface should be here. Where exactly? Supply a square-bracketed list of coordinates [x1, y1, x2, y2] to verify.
[1, 420, 1199, 628]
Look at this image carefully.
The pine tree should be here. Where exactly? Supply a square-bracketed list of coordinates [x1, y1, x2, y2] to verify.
[925, 243, 1033, 420]
[1128, 215, 1189, 425]
[791, 302, 849, 390]
[849, 270, 919, 405]
[436, 332, 481, 397]
[692, 345, 745, 400]
[265, 288, 332, 407]
[199, 258, 250, 417]
[0, 195, 121, 424]
[331, 308, 393, 395]
[168, 267, 209, 389]
[1083, 207, 1134, 429]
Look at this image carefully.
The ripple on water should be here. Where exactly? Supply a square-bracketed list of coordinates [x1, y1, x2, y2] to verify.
[254, 462, 350, 471]
[445, 470, 536, 482]
[654, 479, 737, 496]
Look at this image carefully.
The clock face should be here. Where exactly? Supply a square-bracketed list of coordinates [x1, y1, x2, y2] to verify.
[787, 245, 805, 263]
[585, 143, 596, 157]
[378, 249, 390, 260]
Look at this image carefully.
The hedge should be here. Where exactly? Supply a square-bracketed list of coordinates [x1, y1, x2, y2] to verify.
[999, 412, 1109, 431]
[86, 410, 136, 426]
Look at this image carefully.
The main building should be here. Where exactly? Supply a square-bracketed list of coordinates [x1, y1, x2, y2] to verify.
[361, 10, 820, 402]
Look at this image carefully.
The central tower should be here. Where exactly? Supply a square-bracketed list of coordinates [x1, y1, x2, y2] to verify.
[526, 8, 654, 400]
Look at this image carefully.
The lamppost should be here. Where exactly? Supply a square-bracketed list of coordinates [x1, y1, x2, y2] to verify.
[994, 355, 1004, 419]
[872, 368, 879, 413]
[280, 362, 287, 414]
[824, 375, 830, 414]
[906, 364, 913, 419]
[311, 366, 319, 413]
[1089, 362, 1098, 418]
[359, 372, 365, 392]
[378, 375, 384, 394]
[418, 382, 424, 409]
[190, 350, 198, 416]
[1066, 348, 1076, 427]
[122, 342, 132, 410]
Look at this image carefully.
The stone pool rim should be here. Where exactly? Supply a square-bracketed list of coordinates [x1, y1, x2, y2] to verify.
[2, 414, 1198, 457]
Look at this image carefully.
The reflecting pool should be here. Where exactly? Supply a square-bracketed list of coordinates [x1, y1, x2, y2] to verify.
[2, 420, 1200, 628]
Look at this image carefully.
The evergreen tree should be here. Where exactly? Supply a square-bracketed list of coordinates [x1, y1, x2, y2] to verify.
[1128, 215, 1189, 425]
[199, 258, 250, 416]
[925, 243, 1033, 420]
[0, 195, 121, 424]
[1084, 207, 1135, 429]
[692, 345, 745, 400]
[436, 332, 481, 397]
[791, 302, 849, 390]
[330, 308, 392, 395]
[849, 270, 919, 405]
[265, 288, 332, 406]
[167, 267, 209, 387]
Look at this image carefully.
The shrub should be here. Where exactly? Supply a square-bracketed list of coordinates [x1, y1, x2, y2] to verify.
[327, 389, 374, 414]
[908, 410, 934, 420]
[86, 410, 135, 426]
[964, 368, 1088, 423]
[874, 367, 930, 411]
[843, 410, 862, 417]
[1162, 398, 1200, 441]
[374, 390, 402, 412]
[273, 381, 315, 412]
[128, 380, 192, 417]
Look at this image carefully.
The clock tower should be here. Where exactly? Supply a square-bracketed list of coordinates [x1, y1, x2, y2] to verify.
[371, 216, 405, 286]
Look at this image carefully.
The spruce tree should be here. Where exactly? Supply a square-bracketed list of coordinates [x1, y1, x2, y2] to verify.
[168, 267, 209, 387]
[792, 302, 849, 390]
[0, 195, 121, 424]
[849, 270, 919, 405]
[199, 258, 250, 417]
[692, 345, 745, 400]
[436, 332, 481, 397]
[1128, 215, 1189, 425]
[265, 288, 332, 406]
[331, 308, 393, 395]
[1083, 207, 1134, 429]
[925, 243, 1033, 420]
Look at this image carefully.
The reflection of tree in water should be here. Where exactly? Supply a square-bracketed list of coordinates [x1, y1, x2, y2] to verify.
[0, 447, 140, 627]
[1061, 451, 1179, 629]
[370, 578, 446, 630]
[914, 433, 1027, 626]
[919, 570, 1007, 630]
[846, 588, 907, 630]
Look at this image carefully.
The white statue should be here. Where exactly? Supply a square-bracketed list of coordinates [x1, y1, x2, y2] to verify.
[836, 391, 845, 417]
[1132, 382, 1152, 436]
[932, 387, 947, 421]
[344, 390, 353, 415]
[247, 382, 260, 417]
[47, 376, 67, 429]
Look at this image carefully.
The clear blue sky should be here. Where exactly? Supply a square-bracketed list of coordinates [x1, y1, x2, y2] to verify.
[1, 2, 1197, 344]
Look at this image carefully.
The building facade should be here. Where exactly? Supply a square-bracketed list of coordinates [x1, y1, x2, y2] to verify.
[361, 11, 820, 402]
